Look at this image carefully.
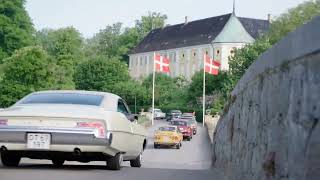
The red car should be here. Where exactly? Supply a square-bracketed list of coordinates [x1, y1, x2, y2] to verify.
[171, 120, 193, 141]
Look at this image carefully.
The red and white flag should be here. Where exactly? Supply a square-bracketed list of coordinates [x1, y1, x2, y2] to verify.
[154, 54, 170, 73]
[204, 54, 220, 75]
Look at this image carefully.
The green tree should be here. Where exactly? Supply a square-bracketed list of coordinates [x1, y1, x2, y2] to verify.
[135, 12, 168, 39]
[142, 73, 186, 107]
[188, 71, 230, 101]
[0, 0, 35, 62]
[36, 27, 84, 89]
[110, 81, 150, 109]
[74, 57, 130, 91]
[85, 23, 127, 60]
[0, 46, 53, 107]
[268, 0, 320, 44]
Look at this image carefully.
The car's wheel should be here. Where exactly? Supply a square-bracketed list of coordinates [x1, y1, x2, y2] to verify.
[52, 159, 65, 167]
[107, 153, 123, 170]
[193, 131, 197, 135]
[176, 143, 180, 149]
[130, 152, 142, 168]
[1, 152, 21, 167]
[154, 143, 159, 149]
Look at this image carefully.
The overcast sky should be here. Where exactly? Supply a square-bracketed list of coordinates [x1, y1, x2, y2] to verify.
[26, 0, 309, 38]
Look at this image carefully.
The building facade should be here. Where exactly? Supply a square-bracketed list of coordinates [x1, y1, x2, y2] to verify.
[129, 13, 270, 80]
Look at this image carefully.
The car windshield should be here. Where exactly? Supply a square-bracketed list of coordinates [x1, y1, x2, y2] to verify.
[19, 93, 104, 106]
[171, 110, 181, 113]
[171, 121, 187, 126]
[159, 127, 176, 132]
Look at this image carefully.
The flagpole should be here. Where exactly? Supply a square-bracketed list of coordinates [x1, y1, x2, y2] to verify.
[152, 52, 156, 126]
[202, 54, 206, 127]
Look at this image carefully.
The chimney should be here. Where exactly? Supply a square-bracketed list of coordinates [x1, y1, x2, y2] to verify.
[268, 14, 272, 23]
[185, 16, 188, 24]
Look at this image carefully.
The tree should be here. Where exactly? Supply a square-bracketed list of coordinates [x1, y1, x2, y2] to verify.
[85, 23, 127, 60]
[0, 46, 53, 107]
[74, 57, 130, 91]
[188, 71, 230, 102]
[268, 0, 320, 44]
[36, 27, 84, 89]
[135, 12, 168, 39]
[0, 0, 35, 62]
[142, 73, 187, 107]
[110, 81, 150, 110]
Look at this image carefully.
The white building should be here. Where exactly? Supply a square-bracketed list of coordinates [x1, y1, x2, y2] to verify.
[129, 12, 270, 80]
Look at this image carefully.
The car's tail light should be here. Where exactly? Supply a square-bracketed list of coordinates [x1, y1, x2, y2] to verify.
[76, 121, 106, 138]
[0, 119, 7, 126]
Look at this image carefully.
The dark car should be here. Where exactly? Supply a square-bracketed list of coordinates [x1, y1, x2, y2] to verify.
[166, 110, 182, 121]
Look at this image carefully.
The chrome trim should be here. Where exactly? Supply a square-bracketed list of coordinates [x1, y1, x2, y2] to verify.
[0, 126, 96, 135]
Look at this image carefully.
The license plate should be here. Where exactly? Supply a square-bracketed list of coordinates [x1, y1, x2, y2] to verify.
[27, 133, 51, 150]
[162, 136, 170, 142]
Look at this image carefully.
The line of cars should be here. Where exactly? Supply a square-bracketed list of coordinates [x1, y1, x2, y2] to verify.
[153, 110, 198, 149]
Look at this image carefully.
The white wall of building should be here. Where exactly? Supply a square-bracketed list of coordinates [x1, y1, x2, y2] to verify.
[129, 42, 247, 80]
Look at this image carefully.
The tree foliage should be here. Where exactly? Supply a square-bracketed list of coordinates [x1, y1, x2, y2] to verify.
[74, 56, 130, 91]
[0, 0, 35, 62]
[0, 46, 53, 107]
[268, 0, 320, 44]
[36, 27, 84, 89]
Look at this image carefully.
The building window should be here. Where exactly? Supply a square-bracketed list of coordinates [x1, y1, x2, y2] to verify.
[205, 51, 208, 55]
[217, 50, 220, 54]
[193, 52, 196, 56]
[140, 57, 143, 65]
[144, 56, 147, 65]
[135, 58, 138, 65]
[230, 50, 234, 54]
[182, 54, 185, 58]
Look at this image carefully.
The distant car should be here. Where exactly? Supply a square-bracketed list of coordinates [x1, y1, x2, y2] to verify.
[179, 116, 197, 135]
[154, 126, 183, 149]
[0, 90, 147, 170]
[150, 108, 166, 120]
[171, 120, 193, 141]
[166, 110, 182, 121]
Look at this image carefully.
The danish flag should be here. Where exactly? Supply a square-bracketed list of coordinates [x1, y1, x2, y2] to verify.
[204, 54, 220, 75]
[154, 54, 170, 73]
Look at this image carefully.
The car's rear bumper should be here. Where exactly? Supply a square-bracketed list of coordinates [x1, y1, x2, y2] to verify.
[154, 141, 179, 146]
[0, 126, 116, 156]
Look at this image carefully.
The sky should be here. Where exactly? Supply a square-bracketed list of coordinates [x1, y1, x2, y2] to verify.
[25, 0, 310, 38]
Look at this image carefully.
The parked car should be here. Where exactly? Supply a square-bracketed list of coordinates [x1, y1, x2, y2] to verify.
[148, 108, 166, 120]
[166, 110, 182, 121]
[154, 126, 183, 149]
[179, 116, 197, 135]
[0, 90, 147, 170]
[170, 120, 193, 141]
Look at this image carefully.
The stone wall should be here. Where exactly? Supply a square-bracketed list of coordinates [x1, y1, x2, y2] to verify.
[212, 17, 320, 180]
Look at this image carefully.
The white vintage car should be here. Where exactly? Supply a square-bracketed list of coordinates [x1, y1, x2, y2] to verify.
[0, 90, 147, 170]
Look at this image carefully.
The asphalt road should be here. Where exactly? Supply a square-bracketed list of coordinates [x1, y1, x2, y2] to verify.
[0, 120, 223, 180]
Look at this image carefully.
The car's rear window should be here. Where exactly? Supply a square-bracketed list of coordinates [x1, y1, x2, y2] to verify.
[171, 121, 187, 126]
[19, 93, 104, 106]
[159, 127, 176, 131]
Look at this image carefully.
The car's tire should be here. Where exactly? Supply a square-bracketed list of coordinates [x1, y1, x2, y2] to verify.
[130, 152, 142, 168]
[1, 152, 21, 167]
[193, 131, 197, 135]
[176, 143, 180, 149]
[52, 159, 65, 167]
[107, 153, 123, 170]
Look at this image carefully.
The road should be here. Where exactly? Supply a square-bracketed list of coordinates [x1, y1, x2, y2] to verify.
[0, 120, 223, 180]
